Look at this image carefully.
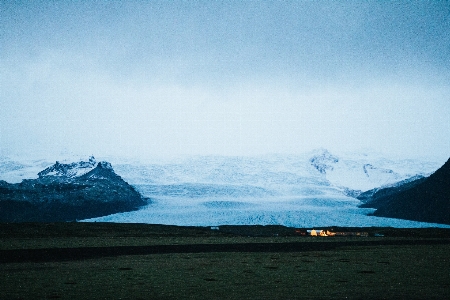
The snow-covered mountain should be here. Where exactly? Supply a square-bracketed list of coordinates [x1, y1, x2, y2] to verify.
[1, 150, 440, 191]
[37, 156, 97, 178]
[0, 154, 97, 183]
[1, 150, 447, 227]
[0, 149, 442, 202]
[308, 149, 438, 192]
[0, 158, 146, 222]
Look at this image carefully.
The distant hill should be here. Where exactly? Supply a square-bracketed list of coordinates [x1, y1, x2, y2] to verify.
[360, 158, 450, 225]
[0, 158, 147, 222]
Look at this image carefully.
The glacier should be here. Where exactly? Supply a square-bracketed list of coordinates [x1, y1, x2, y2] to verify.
[2, 150, 448, 228]
[82, 151, 449, 228]
[83, 195, 450, 228]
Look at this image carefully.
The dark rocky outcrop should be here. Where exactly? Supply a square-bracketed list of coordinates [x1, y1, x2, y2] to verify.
[309, 149, 339, 174]
[0, 159, 147, 222]
[357, 175, 426, 205]
[360, 158, 450, 225]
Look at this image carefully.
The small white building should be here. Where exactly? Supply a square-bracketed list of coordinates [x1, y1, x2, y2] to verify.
[309, 229, 318, 236]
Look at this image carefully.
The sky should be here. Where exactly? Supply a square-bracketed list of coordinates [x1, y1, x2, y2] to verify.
[1, 1, 449, 161]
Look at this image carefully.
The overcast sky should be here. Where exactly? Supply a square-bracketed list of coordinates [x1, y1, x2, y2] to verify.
[1, 1, 449, 161]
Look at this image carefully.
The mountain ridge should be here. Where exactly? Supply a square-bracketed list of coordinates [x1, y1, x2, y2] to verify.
[37, 156, 97, 178]
[0, 158, 147, 222]
[360, 158, 450, 224]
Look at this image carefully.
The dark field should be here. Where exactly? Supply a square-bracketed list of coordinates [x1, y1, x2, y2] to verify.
[1, 223, 449, 299]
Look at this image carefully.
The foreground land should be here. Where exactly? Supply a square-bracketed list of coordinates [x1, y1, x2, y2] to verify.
[1, 223, 449, 299]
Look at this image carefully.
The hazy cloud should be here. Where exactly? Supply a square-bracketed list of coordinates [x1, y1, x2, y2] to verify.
[1, 1, 449, 160]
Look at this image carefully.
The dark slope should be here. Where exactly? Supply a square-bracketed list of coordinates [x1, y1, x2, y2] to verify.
[360, 158, 450, 224]
[357, 175, 426, 206]
[0, 161, 147, 222]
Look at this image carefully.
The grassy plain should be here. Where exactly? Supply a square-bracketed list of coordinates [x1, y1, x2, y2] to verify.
[0, 223, 449, 299]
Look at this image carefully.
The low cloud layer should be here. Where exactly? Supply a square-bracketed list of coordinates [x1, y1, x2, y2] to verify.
[1, 1, 449, 160]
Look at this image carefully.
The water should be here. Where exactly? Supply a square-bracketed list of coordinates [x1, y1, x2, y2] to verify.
[83, 195, 450, 228]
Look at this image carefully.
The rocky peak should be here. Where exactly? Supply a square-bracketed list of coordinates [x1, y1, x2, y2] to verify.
[38, 156, 97, 178]
[310, 149, 339, 174]
[0, 156, 146, 222]
[79, 161, 121, 181]
[97, 161, 113, 170]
